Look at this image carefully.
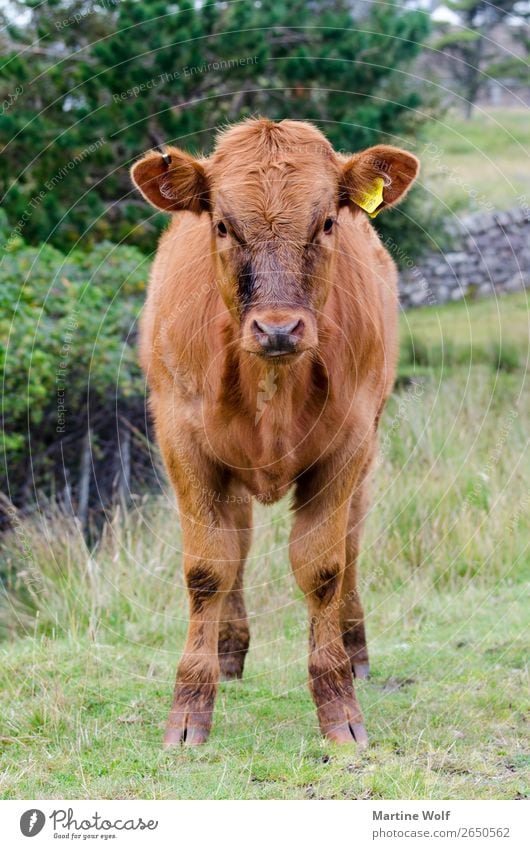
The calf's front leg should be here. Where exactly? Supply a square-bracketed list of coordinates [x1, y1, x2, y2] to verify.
[164, 515, 240, 747]
[290, 462, 369, 748]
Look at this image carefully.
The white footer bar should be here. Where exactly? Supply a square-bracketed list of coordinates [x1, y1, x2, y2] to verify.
[1, 799, 527, 849]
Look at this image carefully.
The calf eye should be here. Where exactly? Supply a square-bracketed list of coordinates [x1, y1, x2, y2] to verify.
[323, 218, 334, 234]
[217, 221, 228, 237]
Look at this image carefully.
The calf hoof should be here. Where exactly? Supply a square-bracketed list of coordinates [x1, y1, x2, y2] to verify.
[313, 677, 367, 749]
[324, 721, 369, 749]
[218, 642, 248, 682]
[342, 630, 369, 679]
[220, 669, 243, 682]
[353, 662, 370, 680]
[163, 713, 211, 748]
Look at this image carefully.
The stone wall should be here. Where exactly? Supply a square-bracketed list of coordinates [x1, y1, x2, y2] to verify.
[398, 205, 530, 309]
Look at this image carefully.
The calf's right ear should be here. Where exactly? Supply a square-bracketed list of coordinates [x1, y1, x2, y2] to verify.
[130, 148, 210, 214]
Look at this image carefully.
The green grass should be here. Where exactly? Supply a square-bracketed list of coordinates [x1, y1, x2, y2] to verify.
[422, 107, 530, 214]
[399, 290, 529, 376]
[1, 294, 529, 800]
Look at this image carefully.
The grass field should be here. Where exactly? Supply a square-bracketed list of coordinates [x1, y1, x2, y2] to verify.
[0, 292, 529, 800]
[399, 289, 530, 377]
[422, 107, 530, 215]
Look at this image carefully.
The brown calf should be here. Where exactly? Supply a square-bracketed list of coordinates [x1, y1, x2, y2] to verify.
[131, 118, 419, 748]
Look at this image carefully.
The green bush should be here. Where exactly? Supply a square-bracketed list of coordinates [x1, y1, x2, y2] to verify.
[0, 212, 150, 515]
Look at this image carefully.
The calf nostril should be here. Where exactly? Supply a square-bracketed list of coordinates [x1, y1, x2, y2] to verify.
[285, 319, 303, 337]
[252, 319, 269, 336]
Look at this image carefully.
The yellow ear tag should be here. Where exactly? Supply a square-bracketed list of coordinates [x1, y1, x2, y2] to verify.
[351, 176, 385, 218]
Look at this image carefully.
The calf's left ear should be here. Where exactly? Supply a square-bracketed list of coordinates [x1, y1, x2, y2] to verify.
[130, 147, 210, 214]
[340, 145, 419, 218]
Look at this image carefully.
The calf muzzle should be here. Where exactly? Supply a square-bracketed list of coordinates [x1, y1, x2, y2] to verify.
[242, 309, 317, 359]
[252, 316, 304, 356]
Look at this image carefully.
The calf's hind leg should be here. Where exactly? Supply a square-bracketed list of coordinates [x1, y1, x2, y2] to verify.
[341, 480, 370, 679]
[218, 499, 252, 680]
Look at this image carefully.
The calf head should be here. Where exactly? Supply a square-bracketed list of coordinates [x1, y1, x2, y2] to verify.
[131, 119, 419, 361]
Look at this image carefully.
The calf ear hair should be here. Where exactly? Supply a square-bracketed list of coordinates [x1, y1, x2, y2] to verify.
[339, 145, 419, 216]
[130, 147, 210, 214]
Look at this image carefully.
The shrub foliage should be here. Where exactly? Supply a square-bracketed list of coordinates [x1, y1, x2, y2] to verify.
[0, 210, 152, 523]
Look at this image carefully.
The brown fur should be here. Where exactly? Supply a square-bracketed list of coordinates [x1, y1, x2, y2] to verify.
[131, 118, 419, 747]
